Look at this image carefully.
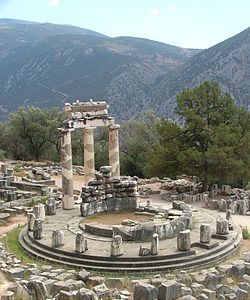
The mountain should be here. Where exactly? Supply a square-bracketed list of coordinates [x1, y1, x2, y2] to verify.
[0, 19, 199, 119]
[150, 27, 250, 118]
[0, 19, 249, 121]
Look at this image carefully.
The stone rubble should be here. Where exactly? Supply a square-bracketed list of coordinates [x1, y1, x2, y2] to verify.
[0, 232, 250, 300]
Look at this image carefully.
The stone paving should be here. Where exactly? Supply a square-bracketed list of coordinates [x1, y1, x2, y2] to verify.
[36, 197, 227, 258]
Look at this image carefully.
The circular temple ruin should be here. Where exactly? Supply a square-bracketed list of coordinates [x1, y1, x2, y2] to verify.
[18, 100, 243, 273]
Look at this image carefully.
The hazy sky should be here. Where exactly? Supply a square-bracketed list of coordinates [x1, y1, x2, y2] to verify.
[0, 0, 249, 49]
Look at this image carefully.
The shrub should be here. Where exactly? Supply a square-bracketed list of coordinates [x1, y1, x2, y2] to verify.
[242, 226, 250, 239]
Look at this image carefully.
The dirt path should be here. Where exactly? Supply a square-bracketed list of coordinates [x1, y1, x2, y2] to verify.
[0, 214, 27, 295]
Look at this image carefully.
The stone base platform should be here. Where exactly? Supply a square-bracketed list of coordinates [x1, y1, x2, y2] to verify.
[19, 207, 243, 273]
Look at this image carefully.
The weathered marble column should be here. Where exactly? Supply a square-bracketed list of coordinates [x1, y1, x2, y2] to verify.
[216, 217, 229, 235]
[52, 230, 64, 247]
[27, 212, 35, 231]
[83, 127, 95, 184]
[151, 233, 159, 255]
[177, 229, 191, 251]
[109, 124, 120, 177]
[200, 224, 211, 243]
[111, 235, 123, 257]
[60, 128, 74, 210]
[33, 219, 42, 240]
[75, 232, 88, 253]
[45, 198, 56, 216]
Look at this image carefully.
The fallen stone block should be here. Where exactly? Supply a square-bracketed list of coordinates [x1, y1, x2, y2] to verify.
[92, 283, 110, 299]
[55, 290, 79, 300]
[201, 288, 216, 300]
[86, 275, 105, 286]
[51, 281, 75, 296]
[225, 293, 237, 300]
[231, 264, 245, 279]
[134, 282, 158, 300]
[0, 291, 15, 300]
[190, 283, 204, 296]
[158, 280, 180, 300]
[77, 269, 90, 282]
[28, 279, 48, 300]
[6, 267, 25, 279]
[79, 287, 98, 300]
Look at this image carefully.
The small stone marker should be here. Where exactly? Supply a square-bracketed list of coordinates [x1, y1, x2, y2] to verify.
[38, 204, 46, 221]
[200, 224, 211, 243]
[33, 204, 46, 221]
[216, 217, 229, 235]
[52, 230, 64, 247]
[151, 233, 159, 255]
[27, 212, 35, 231]
[33, 219, 42, 240]
[139, 246, 151, 256]
[75, 232, 88, 253]
[111, 235, 123, 257]
[177, 229, 191, 251]
[230, 201, 237, 214]
[45, 198, 56, 215]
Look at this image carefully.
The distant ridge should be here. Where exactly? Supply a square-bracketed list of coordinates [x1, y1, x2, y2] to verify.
[0, 19, 249, 120]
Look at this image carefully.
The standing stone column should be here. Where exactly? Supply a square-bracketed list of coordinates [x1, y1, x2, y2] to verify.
[109, 124, 120, 177]
[216, 216, 229, 235]
[111, 235, 123, 257]
[38, 204, 46, 222]
[151, 233, 159, 255]
[45, 198, 56, 216]
[27, 212, 35, 231]
[177, 229, 191, 251]
[60, 128, 74, 210]
[83, 127, 95, 184]
[52, 230, 64, 247]
[200, 224, 211, 243]
[75, 232, 88, 253]
[33, 219, 42, 240]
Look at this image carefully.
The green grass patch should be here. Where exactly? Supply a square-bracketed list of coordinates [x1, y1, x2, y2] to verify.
[0, 226, 71, 270]
[25, 197, 48, 208]
[1, 225, 35, 265]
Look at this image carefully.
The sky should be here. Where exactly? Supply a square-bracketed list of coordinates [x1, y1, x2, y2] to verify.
[0, 0, 249, 49]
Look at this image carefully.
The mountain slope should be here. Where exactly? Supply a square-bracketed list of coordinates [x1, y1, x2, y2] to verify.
[0, 20, 199, 119]
[151, 27, 250, 118]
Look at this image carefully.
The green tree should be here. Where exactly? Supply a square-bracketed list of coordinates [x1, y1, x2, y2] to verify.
[8, 106, 65, 161]
[120, 111, 159, 177]
[145, 119, 183, 178]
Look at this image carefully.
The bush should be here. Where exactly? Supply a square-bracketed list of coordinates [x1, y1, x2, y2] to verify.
[242, 226, 250, 239]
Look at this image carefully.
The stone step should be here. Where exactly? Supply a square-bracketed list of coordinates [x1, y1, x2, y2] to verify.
[19, 227, 242, 273]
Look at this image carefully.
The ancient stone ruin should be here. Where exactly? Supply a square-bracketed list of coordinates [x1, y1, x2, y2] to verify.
[0, 99, 248, 300]
[60, 100, 120, 210]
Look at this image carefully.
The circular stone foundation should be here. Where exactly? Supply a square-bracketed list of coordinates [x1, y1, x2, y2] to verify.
[19, 203, 242, 273]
